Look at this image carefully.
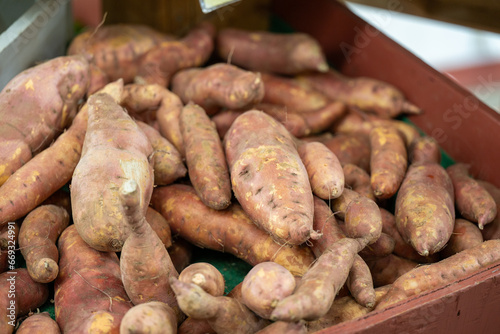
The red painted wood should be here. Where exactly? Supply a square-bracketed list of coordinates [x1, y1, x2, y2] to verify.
[271, 0, 500, 188]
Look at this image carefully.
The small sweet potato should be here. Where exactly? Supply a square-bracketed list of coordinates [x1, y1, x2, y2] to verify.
[71, 92, 154, 252]
[19, 205, 69, 283]
[217, 28, 328, 75]
[322, 133, 371, 172]
[376, 240, 500, 310]
[54, 225, 132, 333]
[17, 312, 60, 334]
[172, 63, 264, 115]
[297, 141, 344, 200]
[151, 184, 315, 276]
[179, 263, 225, 297]
[136, 121, 186, 185]
[298, 70, 421, 118]
[170, 277, 269, 334]
[477, 180, 500, 240]
[409, 136, 441, 164]
[241, 262, 296, 319]
[180, 103, 231, 210]
[343, 163, 375, 201]
[224, 110, 317, 245]
[367, 254, 418, 287]
[0, 55, 89, 186]
[0, 269, 49, 333]
[447, 163, 497, 229]
[369, 125, 408, 199]
[395, 162, 455, 256]
[119, 180, 181, 320]
[440, 219, 483, 258]
[120, 301, 177, 334]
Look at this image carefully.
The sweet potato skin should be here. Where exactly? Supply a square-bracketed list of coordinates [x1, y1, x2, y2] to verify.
[16, 312, 61, 334]
[168, 238, 194, 274]
[409, 136, 441, 164]
[343, 163, 375, 201]
[145, 207, 172, 248]
[322, 134, 371, 172]
[179, 263, 225, 297]
[54, 225, 132, 333]
[478, 180, 500, 240]
[151, 184, 315, 276]
[120, 302, 177, 334]
[367, 254, 418, 287]
[181, 103, 231, 210]
[0, 55, 89, 186]
[440, 219, 483, 258]
[224, 110, 316, 245]
[19, 205, 69, 283]
[217, 28, 328, 75]
[71, 93, 154, 252]
[447, 163, 497, 229]
[395, 162, 455, 256]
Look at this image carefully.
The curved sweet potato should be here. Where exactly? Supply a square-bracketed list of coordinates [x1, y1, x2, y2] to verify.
[477, 180, 500, 240]
[179, 263, 225, 297]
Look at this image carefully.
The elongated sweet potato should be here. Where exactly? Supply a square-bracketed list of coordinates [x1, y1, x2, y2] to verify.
[0, 80, 123, 225]
[395, 162, 455, 256]
[17, 312, 61, 334]
[440, 219, 483, 258]
[297, 141, 344, 200]
[477, 180, 500, 240]
[224, 110, 317, 245]
[370, 125, 408, 199]
[120, 301, 177, 334]
[54, 225, 132, 333]
[181, 103, 231, 210]
[0, 269, 49, 333]
[322, 134, 371, 172]
[298, 70, 421, 118]
[151, 184, 315, 276]
[19, 205, 69, 283]
[270, 237, 367, 322]
[172, 64, 264, 115]
[136, 121, 186, 186]
[409, 136, 441, 164]
[447, 163, 497, 229]
[367, 254, 418, 287]
[170, 277, 269, 334]
[136, 21, 215, 86]
[376, 239, 500, 310]
[71, 92, 154, 252]
[0, 55, 89, 186]
[179, 263, 225, 297]
[343, 163, 375, 201]
[119, 180, 181, 321]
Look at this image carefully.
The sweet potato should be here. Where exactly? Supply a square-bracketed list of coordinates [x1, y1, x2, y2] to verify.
[270, 237, 368, 322]
[0, 269, 49, 333]
[224, 110, 317, 245]
[0, 80, 123, 226]
[119, 180, 180, 320]
[217, 28, 328, 75]
[0, 55, 89, 186]
[120, 301, 177, 334]
[146, 206, 173, 248]
[136, 121, 187, 186]
[55, 225, 132, 333]
[376, 239, 500, 310]
[151, 184, 315, 276]
[180, 103, 231, 210]
[299, 101, 346, 134]
[168, 238, 194, 274]
[440, 219, 483, 258]
[71, 92, 154, 252]
[121, 83, 185, 156]
[477, 180, 500, 240]
[331, 188, 382, 244]
[19, 205, 69, 283]
[179, 263, 225, 297]
[367, 254, 418, 287]
[17, 312, 61, 334]
[369, 125, 408, 199]
[178, 317, 216, 334]
[342, 163, 375, 201]
[447, 163, 497, 229]
[211, 110, 244, 139]
[241, 262, 296, 319]
[395, 162, 455, 256]
[0, 221, 19, 254]
[380, 208, 438, 263]
[260, 72, 329, 112]
[322, 134, 371, 172]
[409, 136, 441, 164]
[170, 277, 269, 334]
[310, 196, 375, 308]
[298, 69, 421, 118]
[256, 321, 307, 334]
[357, 232, 395, 260]
[136, 21, 215, 86]
[171, 63, 264, 115]
[297, 141, 344, 200]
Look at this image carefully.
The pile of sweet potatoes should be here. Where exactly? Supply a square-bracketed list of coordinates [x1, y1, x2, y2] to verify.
[1, 20, 500, 334]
